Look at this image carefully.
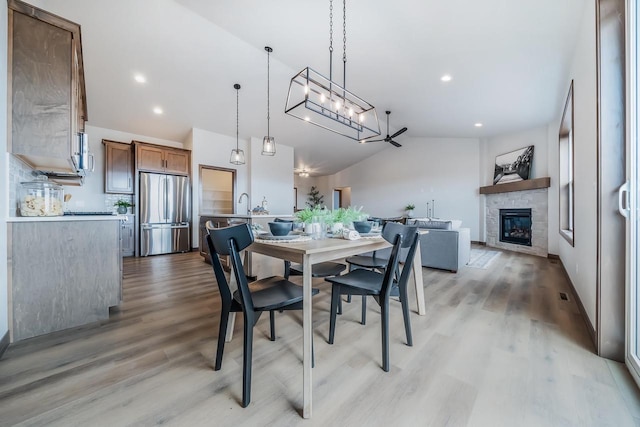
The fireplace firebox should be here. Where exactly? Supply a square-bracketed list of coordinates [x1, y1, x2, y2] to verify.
[499, 208, 532, 246]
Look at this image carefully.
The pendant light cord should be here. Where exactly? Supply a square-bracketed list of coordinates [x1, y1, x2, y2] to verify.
[343, 0, 347, 89]
[236, 86, 239, 150]
[267, 48, 270, 138]
[329, 0, 333, 85]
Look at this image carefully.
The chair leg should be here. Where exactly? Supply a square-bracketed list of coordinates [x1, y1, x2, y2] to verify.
[269, 311, 276, 341]
[381, 299, 390, 372]
[399, 285, 413, 346]
[347, 294, 352, 303]
[283, 260, 291, 280]
[338, 296, 343, 315]
[361, 295, 367, 325]
[329, 285, 341, 344]
[215, 307, 230, 371]
[242, 319, 254, 407]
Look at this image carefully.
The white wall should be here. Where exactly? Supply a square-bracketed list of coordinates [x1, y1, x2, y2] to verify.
[0, 1, 9, 344]
[249, 137, 294, 215]
[62, 125, 183, 212]
[323, 137, 482, 240]
[557, 2, 598, 329]
[190, 128, 249, 245]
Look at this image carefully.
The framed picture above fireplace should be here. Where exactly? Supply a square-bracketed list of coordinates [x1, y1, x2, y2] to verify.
[493, 145, 534, 185]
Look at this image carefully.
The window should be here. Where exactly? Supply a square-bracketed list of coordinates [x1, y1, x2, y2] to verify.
[559, 80, 575, 246]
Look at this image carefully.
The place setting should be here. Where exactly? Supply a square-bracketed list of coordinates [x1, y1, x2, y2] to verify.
[254, 221, 312, 243]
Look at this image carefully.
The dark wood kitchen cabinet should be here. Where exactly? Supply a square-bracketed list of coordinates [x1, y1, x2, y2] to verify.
[104, 140, 134, 194]
[8, 0, 87, 173]
[135, 141, 190, 175]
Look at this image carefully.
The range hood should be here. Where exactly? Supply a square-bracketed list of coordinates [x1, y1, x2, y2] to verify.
[25, 133, 94, 186]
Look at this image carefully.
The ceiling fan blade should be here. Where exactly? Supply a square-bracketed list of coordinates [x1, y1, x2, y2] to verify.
[389, 140, 402, 148]
[363, 138, 385, 143]
[390, 127, 408, 139]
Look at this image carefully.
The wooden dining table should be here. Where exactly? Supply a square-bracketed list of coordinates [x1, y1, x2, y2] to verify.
[246, 233, 427, 418]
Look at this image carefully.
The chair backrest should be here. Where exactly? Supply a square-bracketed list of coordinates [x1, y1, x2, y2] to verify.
[396, 228, 420, 290]
[380, 222, 419, 296]
[274, 218, 294, 222]
[207, 223, 255, 312]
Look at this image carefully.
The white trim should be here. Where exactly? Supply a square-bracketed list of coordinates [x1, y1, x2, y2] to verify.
[625, 0, 640, 385]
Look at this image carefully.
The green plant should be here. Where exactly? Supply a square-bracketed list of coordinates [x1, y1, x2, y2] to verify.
[295, 206, 328, 223]
[306, 186, 324, 208]
[405, 203, 415, 211]
[114, 200, 134, 208]
[333, 206, 367, 224]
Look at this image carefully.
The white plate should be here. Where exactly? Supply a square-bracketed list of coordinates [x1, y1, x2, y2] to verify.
[259, 234, 301, 241]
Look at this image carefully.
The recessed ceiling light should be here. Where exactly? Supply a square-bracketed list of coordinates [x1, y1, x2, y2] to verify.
[440, 74, 452, 82]
[134, 74, 146, 83]
[474, 122, 483, 127]
[153, 107, 163, 115]
[304, 116, 310, 121]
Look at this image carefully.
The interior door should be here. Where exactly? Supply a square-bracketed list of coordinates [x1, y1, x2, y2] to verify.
[625, 0, 640, 385]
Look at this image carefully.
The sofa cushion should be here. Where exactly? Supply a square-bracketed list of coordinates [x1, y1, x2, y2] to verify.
[415, 220, 452, 230]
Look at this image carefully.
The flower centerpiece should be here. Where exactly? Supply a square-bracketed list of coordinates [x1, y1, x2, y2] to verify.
[114, 199, 134, 214]
[330, 206, 368, 233]
[295, 206, 330, 238]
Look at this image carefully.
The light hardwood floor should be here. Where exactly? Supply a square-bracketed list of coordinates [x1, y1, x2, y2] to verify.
[1, 247, 640, 426]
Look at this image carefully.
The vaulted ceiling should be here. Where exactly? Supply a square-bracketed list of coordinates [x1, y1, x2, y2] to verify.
[34, 0, 586, 175]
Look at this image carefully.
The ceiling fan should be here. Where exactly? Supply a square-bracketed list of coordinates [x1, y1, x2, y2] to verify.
[361, 110, 407, 147]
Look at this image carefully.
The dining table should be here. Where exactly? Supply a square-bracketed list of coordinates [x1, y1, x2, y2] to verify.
[244, 232, 427, 419]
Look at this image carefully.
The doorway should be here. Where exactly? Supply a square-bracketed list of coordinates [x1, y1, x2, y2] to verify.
[333, 187, 351, 209]
[199, 165, 236, 215]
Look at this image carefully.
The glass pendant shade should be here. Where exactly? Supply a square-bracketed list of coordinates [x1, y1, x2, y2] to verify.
[230, 148, 245, 165]
[230, 83, 245, 165]
[262, 136, 276, 156]
[285, 67, 380, 141]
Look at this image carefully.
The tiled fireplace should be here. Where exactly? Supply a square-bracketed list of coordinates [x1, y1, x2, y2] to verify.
[484, 187, 548, 257]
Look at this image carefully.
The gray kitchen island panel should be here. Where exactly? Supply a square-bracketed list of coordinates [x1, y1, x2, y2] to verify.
[9, 219, 121, 341]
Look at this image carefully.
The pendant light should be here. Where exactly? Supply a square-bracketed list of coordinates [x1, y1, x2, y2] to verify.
[230, 83, 245, 165]
[285, 0, 380, 141]
[262, 46, 276, 156]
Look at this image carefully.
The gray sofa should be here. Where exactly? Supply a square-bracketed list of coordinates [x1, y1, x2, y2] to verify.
[365, 219, 471, 273]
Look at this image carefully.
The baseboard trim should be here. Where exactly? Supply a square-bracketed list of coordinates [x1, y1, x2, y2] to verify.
[558, 258, 597, 349]
[0, 330, 9, 360]
[547, 253, 560, 260]
[472, 241, 486, 246]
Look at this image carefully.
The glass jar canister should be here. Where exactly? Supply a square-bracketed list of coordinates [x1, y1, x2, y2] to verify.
[19, 175, 64, 216]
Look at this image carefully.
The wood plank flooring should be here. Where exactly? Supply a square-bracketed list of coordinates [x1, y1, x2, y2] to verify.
[1, 247, 640, 426]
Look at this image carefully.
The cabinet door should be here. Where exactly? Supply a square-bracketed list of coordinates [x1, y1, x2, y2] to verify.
[137, 144, 165, 172]
[165, 149, 190, 175]
[105, 142, 133, 194]
[121, 222, 135, 257]
[10, 10, 72, 161]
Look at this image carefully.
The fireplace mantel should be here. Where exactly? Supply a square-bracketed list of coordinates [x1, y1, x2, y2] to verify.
[479, 177, 550, 195]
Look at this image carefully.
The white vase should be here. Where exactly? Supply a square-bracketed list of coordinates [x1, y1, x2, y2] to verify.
[407, 210, 414, 217]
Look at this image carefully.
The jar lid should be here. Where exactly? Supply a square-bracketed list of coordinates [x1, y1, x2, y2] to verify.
[20, 175, 63, 189]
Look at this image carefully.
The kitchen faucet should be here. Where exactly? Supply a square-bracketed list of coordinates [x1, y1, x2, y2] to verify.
[238, 192, 250, 214]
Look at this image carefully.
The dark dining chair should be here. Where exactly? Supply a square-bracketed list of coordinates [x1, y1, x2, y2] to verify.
[325, 222, 420, 372]
[273, 218, 348, 311]
[206, 223, 319, 407]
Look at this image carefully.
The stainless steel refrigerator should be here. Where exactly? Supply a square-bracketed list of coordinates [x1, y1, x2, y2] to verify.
[140, 172, 191, 256]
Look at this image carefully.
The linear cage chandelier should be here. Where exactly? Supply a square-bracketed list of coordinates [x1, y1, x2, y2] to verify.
[285, 0, 380, 141]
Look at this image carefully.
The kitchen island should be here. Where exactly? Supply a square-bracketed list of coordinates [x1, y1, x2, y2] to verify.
[7, 215, 122, 342]
[198, 213, 294, 271]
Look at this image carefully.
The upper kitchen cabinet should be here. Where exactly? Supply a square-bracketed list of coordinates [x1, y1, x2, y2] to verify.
[8, 0, 88, 174]
[103, 140, 133, 194]
[135, 141, 190, 176]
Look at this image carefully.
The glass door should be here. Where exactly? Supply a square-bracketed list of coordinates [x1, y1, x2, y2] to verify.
[626, 0, 640, 385]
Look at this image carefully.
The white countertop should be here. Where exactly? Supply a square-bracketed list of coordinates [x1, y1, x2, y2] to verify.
[8, 215, 125, 222]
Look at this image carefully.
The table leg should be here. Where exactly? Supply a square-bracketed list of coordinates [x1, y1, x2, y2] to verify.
[302, 254, 313, 418]
[412, 243, 426, 315]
